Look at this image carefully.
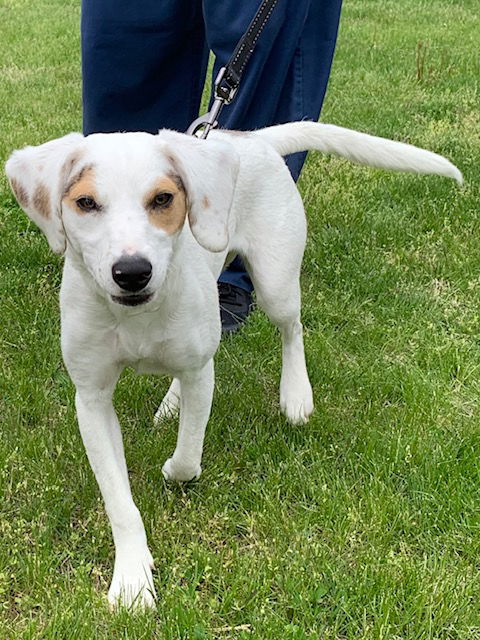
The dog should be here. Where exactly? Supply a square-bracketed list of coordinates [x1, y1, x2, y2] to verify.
[5, 122, 461, 608]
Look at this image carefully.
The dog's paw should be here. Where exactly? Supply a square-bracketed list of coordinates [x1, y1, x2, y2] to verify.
[154, 389, 180, 424]
[162, 457, 201, 483]
[108, 553, 156, 611]
[280, 384, 314, 425]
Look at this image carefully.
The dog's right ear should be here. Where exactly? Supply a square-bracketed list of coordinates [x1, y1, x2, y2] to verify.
[5, 133, 84, 255]
[158, 131, 240, 253]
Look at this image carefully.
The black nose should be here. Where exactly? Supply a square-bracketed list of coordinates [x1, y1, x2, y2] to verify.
[111, 255, 152, 292]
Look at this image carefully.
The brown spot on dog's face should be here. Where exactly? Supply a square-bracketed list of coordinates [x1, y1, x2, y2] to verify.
[63, 163, 94, 197]
[10, 177, 29, 209]
[144, 176, 187, 234]
[202, 195, 210, 209]
[62, 165, 99, 214]
[33, 183, 51, 219]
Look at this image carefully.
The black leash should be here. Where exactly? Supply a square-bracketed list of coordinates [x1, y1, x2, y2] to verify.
[186, 0, 279, 139]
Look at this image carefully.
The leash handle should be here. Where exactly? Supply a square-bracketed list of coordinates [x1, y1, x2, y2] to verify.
[187, 0, 279, 139]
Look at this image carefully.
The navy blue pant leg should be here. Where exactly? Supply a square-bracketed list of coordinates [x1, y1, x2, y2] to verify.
[271, 0, 343, 180]
[81, 0, 208, 134]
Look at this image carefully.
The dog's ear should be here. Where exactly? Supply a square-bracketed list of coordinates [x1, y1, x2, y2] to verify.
[5, 133, 84, 255]
[161, 133, 240, 252]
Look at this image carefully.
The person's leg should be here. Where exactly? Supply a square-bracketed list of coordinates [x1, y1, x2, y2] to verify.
[273, 0, 343, 180]
[81, 0, 209, 135]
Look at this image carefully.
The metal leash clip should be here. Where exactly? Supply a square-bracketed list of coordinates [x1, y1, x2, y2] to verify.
[186, 67, 238, 139]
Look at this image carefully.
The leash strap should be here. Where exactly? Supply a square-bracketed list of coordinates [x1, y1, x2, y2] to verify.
[186, 0, 279, 138]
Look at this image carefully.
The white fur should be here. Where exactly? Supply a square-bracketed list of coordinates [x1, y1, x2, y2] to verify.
[253, 122, 463, 183]
[5, 122, 461, 608]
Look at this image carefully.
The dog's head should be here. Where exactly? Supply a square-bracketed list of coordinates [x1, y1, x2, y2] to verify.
[5, 131, 239, 306]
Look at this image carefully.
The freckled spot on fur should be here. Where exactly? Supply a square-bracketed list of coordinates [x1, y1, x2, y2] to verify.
[202, 196, 210, 209]
[33, 183, 51, 218]
[10, 177, 29, 208]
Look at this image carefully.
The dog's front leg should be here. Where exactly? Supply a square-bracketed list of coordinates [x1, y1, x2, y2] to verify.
[75, 384, 155, 609]
[162, 358, 214, 482]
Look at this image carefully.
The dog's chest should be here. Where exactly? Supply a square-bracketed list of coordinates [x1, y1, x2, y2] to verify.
[113, 314, 216, 375]
[113, 319, 173, 373]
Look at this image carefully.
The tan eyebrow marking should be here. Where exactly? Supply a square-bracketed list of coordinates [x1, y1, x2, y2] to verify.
[63, 163, 95, 198]
[60, 149, 85, 190]
[165, 152, 189, 190]
[62, 166, 99, 215]
[32, 183, 51, 219]
[167, 171, 185, 192]
[145, 176, 187, 234]
[10, 177, 30, 209]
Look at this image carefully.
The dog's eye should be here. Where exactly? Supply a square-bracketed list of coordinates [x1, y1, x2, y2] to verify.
[152, 193, 173, 208]
[76, 196, 99, 211]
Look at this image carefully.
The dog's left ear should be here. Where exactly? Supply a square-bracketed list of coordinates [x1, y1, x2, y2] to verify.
[5, 133, 84, 255]
[161, 133, 240, 252]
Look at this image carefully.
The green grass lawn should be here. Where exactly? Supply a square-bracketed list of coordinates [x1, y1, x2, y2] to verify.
[1, 0, 479, 637]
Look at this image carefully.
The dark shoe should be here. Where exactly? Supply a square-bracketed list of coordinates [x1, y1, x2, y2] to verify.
[218, 282, 253, 334]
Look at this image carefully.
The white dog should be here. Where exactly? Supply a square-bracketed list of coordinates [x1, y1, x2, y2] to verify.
[6, 122, 461, 608]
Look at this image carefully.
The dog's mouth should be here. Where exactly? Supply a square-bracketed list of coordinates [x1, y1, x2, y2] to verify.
[110, 293, 153, 307]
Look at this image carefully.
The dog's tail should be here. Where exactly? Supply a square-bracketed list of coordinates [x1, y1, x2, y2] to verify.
[252, 122, 462, 184]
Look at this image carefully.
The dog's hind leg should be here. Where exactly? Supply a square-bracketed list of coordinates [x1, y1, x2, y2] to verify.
[278, 309, 314, 425]
[154, 378, 181, 424]
[245, 251, 313, 425]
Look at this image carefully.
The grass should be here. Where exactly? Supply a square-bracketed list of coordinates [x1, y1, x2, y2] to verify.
[0, 0, 479, 637]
